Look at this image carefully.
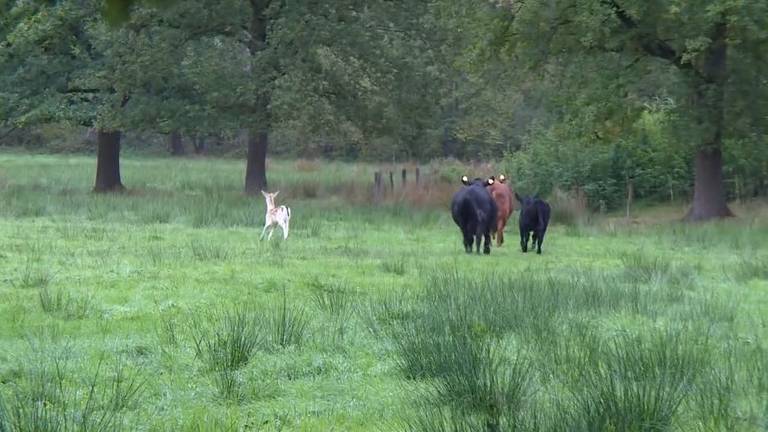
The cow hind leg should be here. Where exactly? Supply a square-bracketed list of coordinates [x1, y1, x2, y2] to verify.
[520, 229, 529, 253]
[483, 231, 492, 255]
[462, 229, 473, 253]
[496, 219, 505, 247]
[536, 229, 546, 254]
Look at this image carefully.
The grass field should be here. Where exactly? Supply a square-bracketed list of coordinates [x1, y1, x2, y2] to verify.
[1, 153, 767, 431]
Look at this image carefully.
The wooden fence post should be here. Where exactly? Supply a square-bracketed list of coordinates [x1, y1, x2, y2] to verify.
[401, 168, 407, 186]
[415, 167, 420, 185]
[374, 171, 383, 202]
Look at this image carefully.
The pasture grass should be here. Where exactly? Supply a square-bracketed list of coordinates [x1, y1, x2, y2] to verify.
[1, 152, 767, 430]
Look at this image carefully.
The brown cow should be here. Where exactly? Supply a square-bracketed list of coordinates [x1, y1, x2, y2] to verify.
[486, 174, 514, 247]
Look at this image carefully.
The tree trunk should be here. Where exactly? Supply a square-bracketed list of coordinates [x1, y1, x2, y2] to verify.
[244, 129, 268, 194]
[94, 129, 124, 193]
[684, 20, 733, 221]
[193, 135, 208, 155]
[168, 130, 185, 156]
[685, 147, 733, 221]
[243, 1, 271, 195]
[625, 177, 633, 220]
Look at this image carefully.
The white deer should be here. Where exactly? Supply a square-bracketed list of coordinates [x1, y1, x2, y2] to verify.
[260, 190, 291, 240]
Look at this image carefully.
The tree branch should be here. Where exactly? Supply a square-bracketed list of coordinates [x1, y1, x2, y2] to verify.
[603, 0, 692, 71]
[65, 88, 103, 94]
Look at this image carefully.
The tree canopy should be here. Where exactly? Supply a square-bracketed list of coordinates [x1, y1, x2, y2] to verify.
[1, 0, 766, 218]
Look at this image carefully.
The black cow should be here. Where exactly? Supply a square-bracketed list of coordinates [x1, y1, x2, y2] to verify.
[515, 193, 551, 254]
[451, 176, 498, 254]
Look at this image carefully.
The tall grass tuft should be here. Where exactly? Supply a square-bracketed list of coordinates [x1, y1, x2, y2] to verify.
[310, 281, 353, 317]
[620, 252, 672, 283]
[733, 255, 768, 282]
[189, 306, 263, 372]
[0, 351, 143, 432]
[189, 240, 233, 261]
[13, 262, 53, 290]
[211, 369, 246, 404]
[39, 286, 96, 320]
[190, 192, 227, 228]
[568, 329, 709, 431]
[268, 291, 311, 349]
[380, 257, 408, 276]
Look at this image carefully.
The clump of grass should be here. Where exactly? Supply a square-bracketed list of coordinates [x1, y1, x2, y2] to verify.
[311, 281, 353, 317]
[310, 280, 354, 344]
[432, 338, 536, 431]
[688, 353, 739, 431]
[0, 351, 143, 432]
[389, 271, 539, 429]
[381, 257, 408, 275]
[190, 240, 233, 261]
[568, 329, 709, 431]
[268, 292, 311, 349]
[620, 252, 672, 283]
[190, 193, 227, 228]
[140, 201, 174, 224]
[733, 255, 768, 281]
[302, 220, 322, 238]
[360, 290, 415, 337]
[189, 306, 263, 372]
[212, 369, 246, 404]
[157, 315, 180, 349]
[146, 244, 165, 266]
[38, 286, 96, 320]
[13, 262, 53, 289]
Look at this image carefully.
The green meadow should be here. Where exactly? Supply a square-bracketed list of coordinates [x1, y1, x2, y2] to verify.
[1, 153, 767, 431]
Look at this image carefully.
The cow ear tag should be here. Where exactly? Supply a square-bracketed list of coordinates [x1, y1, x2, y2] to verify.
[499, 174, 506, 183]
[461, 176, 468, 184]
[488, 178, 494, 185]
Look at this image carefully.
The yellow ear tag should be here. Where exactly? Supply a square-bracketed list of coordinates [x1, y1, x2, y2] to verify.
[499, 175, 506, 182]
[461, 176, 468, 183]
[488, 179, 494, 185]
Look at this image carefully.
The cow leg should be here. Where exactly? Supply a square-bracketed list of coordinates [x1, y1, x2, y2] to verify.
[475, 233, 482, 254]
[536, 229, 546, 254]
[483, 231, 492, 255]
[497, 219, 505, 247]
[520, 229, 529, 253]
[462, 229, 473, 253]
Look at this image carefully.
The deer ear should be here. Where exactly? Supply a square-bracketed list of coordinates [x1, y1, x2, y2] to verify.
[461, 175, 469, 185]
[274, 191, 279, 197]
[261, 190, 268, 197]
